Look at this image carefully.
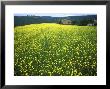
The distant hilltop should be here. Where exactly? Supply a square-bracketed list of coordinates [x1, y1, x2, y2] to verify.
[14, 15, 97, 27]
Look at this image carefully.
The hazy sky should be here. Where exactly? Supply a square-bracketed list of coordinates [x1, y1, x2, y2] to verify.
[15, 13, 96, 17]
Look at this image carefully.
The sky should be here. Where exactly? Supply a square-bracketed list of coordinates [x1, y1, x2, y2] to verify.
[14, 13, 96, 17]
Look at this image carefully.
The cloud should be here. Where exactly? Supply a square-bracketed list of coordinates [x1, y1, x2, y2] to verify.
[15, 13, 96, 17]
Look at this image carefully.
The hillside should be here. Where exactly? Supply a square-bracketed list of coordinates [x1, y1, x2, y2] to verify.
[14, 15, 97, 27]
[14, 23, 97, 76]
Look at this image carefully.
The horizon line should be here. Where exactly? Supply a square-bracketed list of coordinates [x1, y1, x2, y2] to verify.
[14, 13, 97, 17]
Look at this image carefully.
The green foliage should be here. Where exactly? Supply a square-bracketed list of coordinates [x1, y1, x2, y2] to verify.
[79, 19, 95, 26]
[14, 15, 97, 26]
[14, 23, 97, 76]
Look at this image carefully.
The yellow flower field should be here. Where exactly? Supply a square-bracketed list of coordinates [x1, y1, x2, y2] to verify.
[14, 23, 97, 76]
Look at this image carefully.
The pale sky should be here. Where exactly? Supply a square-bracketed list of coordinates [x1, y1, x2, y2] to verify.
[15, 13, 96, 17]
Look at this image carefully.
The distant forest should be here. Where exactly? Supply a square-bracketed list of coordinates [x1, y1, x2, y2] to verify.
[14, 15, 97, 27]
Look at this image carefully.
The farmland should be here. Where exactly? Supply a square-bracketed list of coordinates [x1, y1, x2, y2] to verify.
[14, 23, 97, 76]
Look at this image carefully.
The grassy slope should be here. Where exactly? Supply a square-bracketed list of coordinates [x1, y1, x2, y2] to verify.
[14, 23, 97, 76]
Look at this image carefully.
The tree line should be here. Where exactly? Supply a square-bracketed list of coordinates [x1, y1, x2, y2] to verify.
[14, 16, 97, 27]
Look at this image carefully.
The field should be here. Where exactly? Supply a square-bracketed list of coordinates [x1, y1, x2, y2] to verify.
[14, 23, 97, 76]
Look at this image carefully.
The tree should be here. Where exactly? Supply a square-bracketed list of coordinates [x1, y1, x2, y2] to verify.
[57, 19, 62, 24]
[71, 20, 77, 25]
[78, 19, 94, 26]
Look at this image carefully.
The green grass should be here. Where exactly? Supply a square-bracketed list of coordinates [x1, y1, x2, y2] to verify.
[14, 23, 97, 76]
